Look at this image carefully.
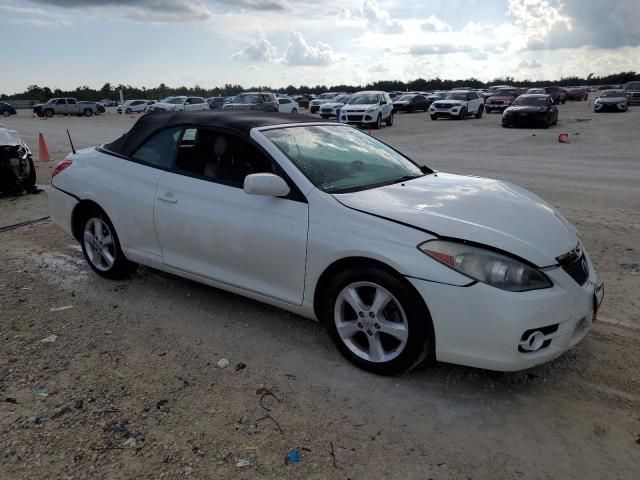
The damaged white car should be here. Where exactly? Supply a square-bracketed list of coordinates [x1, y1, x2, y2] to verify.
[48, 112, 604, 375]
[0, 126, 36, 193]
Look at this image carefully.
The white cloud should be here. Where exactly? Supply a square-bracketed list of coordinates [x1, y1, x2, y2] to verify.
[232, 30, 277, 62]
[340, 0, 403, 34]
[420, 15, 451, 33]
[284, 30, 336, 65]
[518, 59, 543, 68]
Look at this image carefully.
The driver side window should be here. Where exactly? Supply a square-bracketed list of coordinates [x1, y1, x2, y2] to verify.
[173, 128, 275, 187]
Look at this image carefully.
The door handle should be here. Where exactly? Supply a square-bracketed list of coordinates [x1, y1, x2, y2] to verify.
[157, 192, 178, 204]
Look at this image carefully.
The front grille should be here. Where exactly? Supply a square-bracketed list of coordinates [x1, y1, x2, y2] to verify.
[490, 100, 504, 104]
[347, 115, 363, 121]
[560, 253, 589, 286]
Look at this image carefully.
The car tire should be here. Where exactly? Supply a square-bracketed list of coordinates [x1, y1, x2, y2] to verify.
[322, 266, 434, 376]
[1, 111, 10, 117]
[458, 107, 467, 120]
[84, 109, 93, 117]
[320, 114, 330, 119]
[125, 108, 132, 114]
[292, 108, 298, 114]
[45, 109, 54, 118]
[79, 208, 137, 280]
[475, 105, 484, 118]
[373, 114, 382, 129]
[386, 112, 394, 126]
[430, 115, 437, 120]
[485, 107, 492, 114]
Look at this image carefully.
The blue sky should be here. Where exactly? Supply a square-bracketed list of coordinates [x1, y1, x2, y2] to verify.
[0, 0, 638, 94]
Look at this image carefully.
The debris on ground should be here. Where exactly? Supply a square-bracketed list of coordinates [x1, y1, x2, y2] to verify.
[216, 358, 229, 369]
[36, 387, 49, 397]
[236, 459, 251, 468]
[50, 305, 73, 312]
[183, 466, 193, 476]
[51, 406, 72, 419]
[235, 362, 246, 371]
[285, 448, 300, 465]
[5, 397, 17, 404]
[40, 334, 58, 343]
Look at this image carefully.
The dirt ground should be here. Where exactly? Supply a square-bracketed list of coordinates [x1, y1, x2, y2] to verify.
[1, 102, 639, 479]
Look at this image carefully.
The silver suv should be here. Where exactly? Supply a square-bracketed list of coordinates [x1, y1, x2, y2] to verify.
[625, 81, 640, 105]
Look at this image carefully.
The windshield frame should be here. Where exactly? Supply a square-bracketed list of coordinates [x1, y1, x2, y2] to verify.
[512, 95, 550, 106]
[257, 123, 433, 194]
[347, 94, 381, 105]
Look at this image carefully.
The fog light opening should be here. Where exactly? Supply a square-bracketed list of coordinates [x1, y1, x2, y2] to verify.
[520, 330, 546, 352]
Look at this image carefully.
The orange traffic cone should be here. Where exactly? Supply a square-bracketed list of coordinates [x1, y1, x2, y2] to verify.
[38, 133, 51, 162]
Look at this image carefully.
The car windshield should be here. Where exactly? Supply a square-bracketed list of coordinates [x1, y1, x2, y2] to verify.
[348, 94, 380, 105]
[495, 89, 516, 96]
[332, 95, 349, 103]
[318, 93, 334, 99]
[444, 92, 467, 101]
[234, 94, 261, 104]
[263, 125, 429, 194]
[600, 90, 625, 98]
[396, 95, 415, 101]
[166, 97, 185, 104]
[513, 96, 549, 106]
[527, 89, 545, 94]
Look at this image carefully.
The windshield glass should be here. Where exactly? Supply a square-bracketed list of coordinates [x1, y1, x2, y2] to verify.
[348, 94, 380, 105]
[513, 96, 549, 106]
[318, 93, 334, 99]
[263, 125, 428, 194]
[600, 90, 624, 98]
[331, 95, 349, 103]
[166, 97, 185, 104]
[494, 89, 517, 96]
[444, 92, 467, 101]
[396, 95, 414, 101]
[526, 89, 545, 94]
[234, 94, 261, 104]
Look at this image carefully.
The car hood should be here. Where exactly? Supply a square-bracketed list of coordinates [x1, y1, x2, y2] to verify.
[333, 173, 577, 267]
[488, 96, 515, 102]
[0, 127, 22, 147]
[504, 105, 549, 113]
[596, 97, 626, 104]
[342, 103, 379, 111]
[433, 100, 465, 106]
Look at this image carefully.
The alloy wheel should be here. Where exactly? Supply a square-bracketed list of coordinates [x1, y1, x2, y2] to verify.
[333, 282, 409, 363]
[83, 218, 116, 272]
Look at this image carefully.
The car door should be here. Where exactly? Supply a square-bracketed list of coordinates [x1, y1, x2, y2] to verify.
[382, 94, 393, 119]
[67, 98, 79, 114]
[55, 98, 67, 114]
[153, 127, 309, 305]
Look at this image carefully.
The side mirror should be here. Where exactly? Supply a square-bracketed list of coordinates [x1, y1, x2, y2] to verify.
[244, 173, 290, 197]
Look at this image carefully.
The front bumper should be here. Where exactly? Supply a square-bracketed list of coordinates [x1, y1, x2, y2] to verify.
[407, 253, 602, 371]
[310, 105, 321, 113]
[339, 112, 378, 124]
[430, 107, 462, 118]
[486, 104, 510, 111]
[594, 102, 627, 112]
[502, 112, 549, 126]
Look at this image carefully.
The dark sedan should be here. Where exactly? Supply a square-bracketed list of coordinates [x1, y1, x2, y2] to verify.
[393, 94, 429, 113]
[0, 102, 17, 117]
[566, 88, 588, 101]
[293, 96, 310, 109]
[502, 94, 558, 128]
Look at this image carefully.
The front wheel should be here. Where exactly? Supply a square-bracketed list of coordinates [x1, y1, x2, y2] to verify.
[323, 267, 434, 375]
[80, 210, 136, 279]
[458, 107, 467, 120]
[45, 109, 54, 118]
[1, 111, 10, 117]
[475, 105, 484, 118]
[373, 114, 382, 129]
[84, 109, 93, 117]
[125, 108, 132, 114]
[386, 112, 394, 126]
[430, 115, 437, 120]
[291, 108, 298, 114]
[320, 114, 330, 119]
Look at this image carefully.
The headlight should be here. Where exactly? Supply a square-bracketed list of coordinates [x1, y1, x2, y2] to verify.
[366, 107, 377, 113]
[418, 240, 552, 292]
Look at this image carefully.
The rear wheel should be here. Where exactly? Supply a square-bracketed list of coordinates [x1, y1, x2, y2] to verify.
[79, 209, 136, 279]
[485, 107, 492, 114]
[125, 108, 132, 114]
[386, 112, 394, 126]
[291, 108, 298, 114]
[322, 267, 434, 375]
[84, 109, 92, 117]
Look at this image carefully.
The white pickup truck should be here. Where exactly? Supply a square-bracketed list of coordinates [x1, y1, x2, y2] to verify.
[33, 98, 100, 118]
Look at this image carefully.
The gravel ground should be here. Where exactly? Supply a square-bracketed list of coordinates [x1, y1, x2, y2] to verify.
[1, 102, 639, 479]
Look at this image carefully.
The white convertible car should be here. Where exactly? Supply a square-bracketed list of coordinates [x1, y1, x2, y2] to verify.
[48, 111, 604, 375]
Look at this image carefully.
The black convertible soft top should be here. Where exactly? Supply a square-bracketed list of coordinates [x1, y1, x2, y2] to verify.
[104, 110, 321, 157]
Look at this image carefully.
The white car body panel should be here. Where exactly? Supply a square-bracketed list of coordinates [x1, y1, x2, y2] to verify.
[48, 121, 599, 372]
[153, 171, 308, 305]
[277, 99, 300, 114]
[340, 91, 394, 125]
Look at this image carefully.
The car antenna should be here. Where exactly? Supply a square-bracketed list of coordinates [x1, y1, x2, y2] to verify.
[66, 129, 76, 154]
